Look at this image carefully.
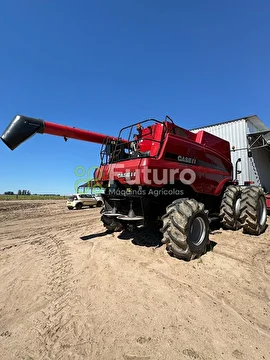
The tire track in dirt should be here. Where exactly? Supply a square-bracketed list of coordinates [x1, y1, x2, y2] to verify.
[143, 258, 270, 340]
[31, 229, 95, 359]
[252, 249, 270, 280]
[0, 202, 101, 359]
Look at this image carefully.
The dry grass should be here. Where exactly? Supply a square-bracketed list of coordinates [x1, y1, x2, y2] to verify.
[0, 194, 67, 201]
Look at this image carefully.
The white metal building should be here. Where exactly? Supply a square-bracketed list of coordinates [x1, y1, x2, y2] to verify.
[191, 115, 270, 192]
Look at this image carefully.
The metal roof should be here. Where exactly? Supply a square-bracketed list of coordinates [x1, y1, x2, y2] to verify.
[191, 115, 269, 133]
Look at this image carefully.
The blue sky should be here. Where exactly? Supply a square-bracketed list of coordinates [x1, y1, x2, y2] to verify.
[0, 0, 269, 195]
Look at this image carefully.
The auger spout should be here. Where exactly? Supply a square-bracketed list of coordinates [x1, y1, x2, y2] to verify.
[1, 115, 122, 150]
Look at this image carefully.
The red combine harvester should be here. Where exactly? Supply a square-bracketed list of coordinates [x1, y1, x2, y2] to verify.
[1, 115, 267, 261]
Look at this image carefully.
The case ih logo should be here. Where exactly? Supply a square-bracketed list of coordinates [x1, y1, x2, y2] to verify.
[110, 166, 196, 186]
[165, 152, 197, 165]
[177, 155, 197, 165]
[117, 172, 136, 179]
[74, 165, 196, 192]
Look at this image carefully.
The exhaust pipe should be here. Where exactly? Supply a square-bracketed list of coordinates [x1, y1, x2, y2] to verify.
[1, 115, 45, 150]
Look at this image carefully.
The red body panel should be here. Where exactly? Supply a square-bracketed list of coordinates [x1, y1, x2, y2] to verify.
[195, 130, 231, 160]
[266, 194, 270, 211]
[97, 158, 231, 196]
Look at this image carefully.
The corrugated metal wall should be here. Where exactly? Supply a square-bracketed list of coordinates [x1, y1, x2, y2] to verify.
[191, 119, 259, 186]
[251, 147, 270, 191]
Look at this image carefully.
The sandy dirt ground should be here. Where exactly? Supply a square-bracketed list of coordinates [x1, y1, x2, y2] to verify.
[0, 200, 269, 360]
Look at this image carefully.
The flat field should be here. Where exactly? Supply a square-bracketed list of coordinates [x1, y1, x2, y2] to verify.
[0, 200, 269, 360]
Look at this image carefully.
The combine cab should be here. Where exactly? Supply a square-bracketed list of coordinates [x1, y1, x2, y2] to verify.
[1, 114, 267, 260]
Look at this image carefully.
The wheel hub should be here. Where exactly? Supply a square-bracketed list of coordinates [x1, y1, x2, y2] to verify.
[189, 216, 206, 247]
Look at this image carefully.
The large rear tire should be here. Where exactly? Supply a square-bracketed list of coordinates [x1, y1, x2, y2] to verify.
[239, 186, 267, 235]
[161, 198, 209, 261]
[219, 185, 242, 230]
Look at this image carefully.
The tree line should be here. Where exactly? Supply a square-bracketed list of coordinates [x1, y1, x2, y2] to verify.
[3, 191, 62, 196]
[4, 190, 31, 195]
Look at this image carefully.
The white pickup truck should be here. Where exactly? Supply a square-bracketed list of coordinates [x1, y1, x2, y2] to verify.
[67, 194, 103, 210]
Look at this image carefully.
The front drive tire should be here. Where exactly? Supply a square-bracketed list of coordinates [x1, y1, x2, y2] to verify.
[239, 186, 267, 235]
[76, 203, 83, 210]
[219, 185, 242, 230]
[161, 198, 209, 261]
